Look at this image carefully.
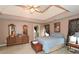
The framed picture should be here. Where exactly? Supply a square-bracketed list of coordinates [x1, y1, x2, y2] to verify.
[54, 22, 60, 32]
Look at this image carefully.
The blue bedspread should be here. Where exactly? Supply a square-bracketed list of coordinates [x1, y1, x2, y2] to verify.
[37, 36, 64, 53]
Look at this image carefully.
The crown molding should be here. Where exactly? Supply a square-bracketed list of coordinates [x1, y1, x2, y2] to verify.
[47, 13, 79, 23]
[0, 13, 45, 24]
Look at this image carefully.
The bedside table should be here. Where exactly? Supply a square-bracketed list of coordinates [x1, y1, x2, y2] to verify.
[31, 40, 43, 53]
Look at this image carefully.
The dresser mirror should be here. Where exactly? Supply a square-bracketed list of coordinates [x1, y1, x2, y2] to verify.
[8, 24, 16, 37]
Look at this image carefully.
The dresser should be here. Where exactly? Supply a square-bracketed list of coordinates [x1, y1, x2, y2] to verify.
[7, 35, 29, 46]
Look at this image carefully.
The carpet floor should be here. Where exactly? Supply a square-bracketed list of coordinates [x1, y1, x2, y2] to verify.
[0, 43, 72, 54]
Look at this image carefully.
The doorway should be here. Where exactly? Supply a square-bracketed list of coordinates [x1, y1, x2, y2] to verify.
[34, 25, 40, 40]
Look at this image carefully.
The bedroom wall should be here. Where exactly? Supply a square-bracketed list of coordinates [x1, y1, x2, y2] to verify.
[49, 14, 79, 40]
[40, 24, 45, 37]
[0, 14, 79, 46]
[0, 19, 39, 46]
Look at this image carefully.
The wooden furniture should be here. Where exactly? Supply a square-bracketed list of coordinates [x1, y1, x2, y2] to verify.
[67, 43, 79, 53]
[68, 43, 79, 49]
[31, 41, 42, 53]
[7, 24, 29, 46]
[8, 24, 16, 36]
[7, 35, 29, 46]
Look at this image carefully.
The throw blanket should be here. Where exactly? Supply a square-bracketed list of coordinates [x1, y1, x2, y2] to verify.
[36, 35, 64, 53]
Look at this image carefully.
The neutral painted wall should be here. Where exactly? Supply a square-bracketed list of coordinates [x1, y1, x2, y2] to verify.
[49, 14, 79, 40]
[40, 24, 45, 37]
[0, 14, 79, 46]
[0, 19, 37, 45]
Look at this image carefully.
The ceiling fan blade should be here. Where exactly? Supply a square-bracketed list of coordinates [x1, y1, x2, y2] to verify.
[34, 8, 42, 13]
[17, 5, 41, 13]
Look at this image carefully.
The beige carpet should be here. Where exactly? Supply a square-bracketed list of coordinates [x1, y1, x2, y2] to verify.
[0, 43, 72, 54]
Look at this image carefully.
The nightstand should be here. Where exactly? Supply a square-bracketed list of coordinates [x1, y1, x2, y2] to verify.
[31, 40, 43, 53]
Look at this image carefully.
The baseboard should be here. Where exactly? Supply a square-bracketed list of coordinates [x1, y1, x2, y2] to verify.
[0, 44, 7, 47]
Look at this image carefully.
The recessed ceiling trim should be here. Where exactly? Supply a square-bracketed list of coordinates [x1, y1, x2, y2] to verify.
[54, 5, 70, 12]
[38, 5, 52, 13]
[47, 13, 79, 23]
[0, 13, 45, 23]
[16, 5, 52, 13]
[45, 11, 67, 20]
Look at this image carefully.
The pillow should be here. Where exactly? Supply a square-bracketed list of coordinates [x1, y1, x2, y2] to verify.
[69, 36, 76, 44]
[77, 37, 79, 44]
[32, 40, 39, 44]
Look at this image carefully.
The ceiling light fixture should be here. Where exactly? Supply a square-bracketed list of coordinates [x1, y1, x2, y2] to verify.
[26, 5, 40, 13]
[18, 5, 40, 13]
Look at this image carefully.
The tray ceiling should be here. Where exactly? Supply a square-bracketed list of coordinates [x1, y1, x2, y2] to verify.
[0, 5, 79, 23]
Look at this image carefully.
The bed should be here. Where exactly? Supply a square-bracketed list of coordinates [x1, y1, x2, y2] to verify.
[36, 33, 65, 53]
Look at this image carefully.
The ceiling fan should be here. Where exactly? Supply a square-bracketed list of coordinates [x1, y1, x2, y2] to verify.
[17, 5, 41, 13]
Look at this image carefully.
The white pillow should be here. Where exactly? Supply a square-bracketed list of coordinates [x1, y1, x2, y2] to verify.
[69, 36, 76, 44]
[77, 37, 79, 44]
[32, 41, 38, 44]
